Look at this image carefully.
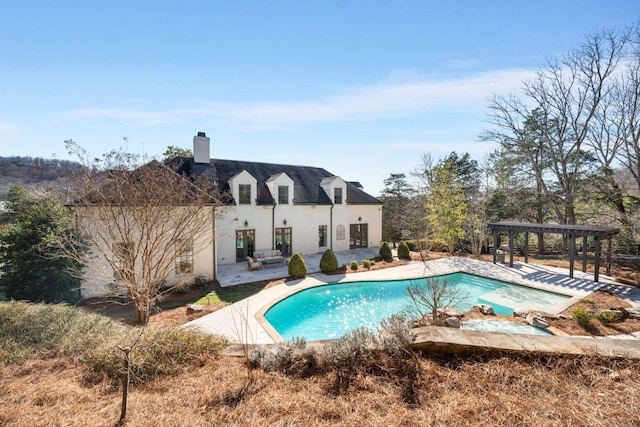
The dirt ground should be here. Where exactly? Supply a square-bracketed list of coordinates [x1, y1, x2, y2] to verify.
[78, 286, 213, 326]
[547, 289, 640, 336]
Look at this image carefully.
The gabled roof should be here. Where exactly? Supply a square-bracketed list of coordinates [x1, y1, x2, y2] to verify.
[176, 158, 381, 206]
[266, 172, 289, 183]
[320, 176, 341, 185]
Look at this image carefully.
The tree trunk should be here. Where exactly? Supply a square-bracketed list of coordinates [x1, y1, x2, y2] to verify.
[565, 191, 576, 225]
[537, 232, 545, 255]
[603, 169, 633, 230]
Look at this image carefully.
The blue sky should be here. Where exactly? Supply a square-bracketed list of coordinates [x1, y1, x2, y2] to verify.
[1, 1, 638, 196]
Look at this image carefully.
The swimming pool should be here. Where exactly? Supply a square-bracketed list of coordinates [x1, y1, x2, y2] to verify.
[263, 272, 570, 341]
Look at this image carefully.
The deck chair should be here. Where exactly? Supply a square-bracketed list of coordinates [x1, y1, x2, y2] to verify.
[246, 256, 263, 271]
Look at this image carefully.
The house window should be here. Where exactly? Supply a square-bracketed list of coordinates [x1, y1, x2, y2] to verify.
[336, 224, 345, 241]
[334, 188, 342, 204]
[239, 184, 251, 205]
[318, 225, 327, 247]
[278, 185, 289, 204]
[175, 238, 193, 274]
[113, 241, 134, 280]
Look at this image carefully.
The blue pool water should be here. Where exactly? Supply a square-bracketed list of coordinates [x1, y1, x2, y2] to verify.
[264, 272, 569, 341]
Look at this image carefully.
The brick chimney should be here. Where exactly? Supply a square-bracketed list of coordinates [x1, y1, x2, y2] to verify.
[193, 131, 210, 164]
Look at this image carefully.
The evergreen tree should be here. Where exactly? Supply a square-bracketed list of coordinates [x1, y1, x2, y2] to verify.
[0, 186, 85, 303]
[162, 145, 193, 162]
[380, 173, 416, 242]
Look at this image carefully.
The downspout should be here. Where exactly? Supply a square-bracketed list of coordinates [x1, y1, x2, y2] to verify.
[272, 202, 276, 250]
[212, 206, 217, 281]
[330, 203, 334, 250]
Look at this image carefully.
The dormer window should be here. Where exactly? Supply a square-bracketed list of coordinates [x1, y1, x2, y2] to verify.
[239, 184, 251, 204]
[278, 185, 289, 204]
[334, 188, 343, 204]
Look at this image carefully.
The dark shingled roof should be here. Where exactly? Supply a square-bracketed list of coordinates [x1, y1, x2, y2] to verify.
[176, 157, 381, 206]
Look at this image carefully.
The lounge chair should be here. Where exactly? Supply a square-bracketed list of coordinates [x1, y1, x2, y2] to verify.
[246, 256, 263, 271]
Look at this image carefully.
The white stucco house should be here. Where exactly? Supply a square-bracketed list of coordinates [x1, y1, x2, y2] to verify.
[184, 132, 383, 271]
[80, 132, 382, 298]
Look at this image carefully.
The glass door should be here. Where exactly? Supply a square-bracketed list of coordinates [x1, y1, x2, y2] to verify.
[236, 229, 255, 261]
[349, 224, 368, 249]
[275, 227, 292, 256]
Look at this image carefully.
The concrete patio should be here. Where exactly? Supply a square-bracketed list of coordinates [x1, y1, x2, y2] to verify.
[215, 248, 381, 287]
[185, 255, 640, 356]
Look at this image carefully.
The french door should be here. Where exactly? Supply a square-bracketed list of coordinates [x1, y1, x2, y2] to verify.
[236, 229, 255, 261]
[275, 227, 292, 256]
[349, 224, 368, 249]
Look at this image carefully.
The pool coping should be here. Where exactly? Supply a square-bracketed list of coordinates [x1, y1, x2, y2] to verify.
[185, 256, 614, 345]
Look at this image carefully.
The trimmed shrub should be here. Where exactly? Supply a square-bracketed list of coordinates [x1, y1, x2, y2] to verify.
[362, 259, 371, 270]
[288, 253, 307, 278]
[397, 241, 410, 259]
[319, 249, 339, 274]
[350, 260, 359, 271]
[379, 241, 392, 261]
[572, 307, 592, 328]
[595, 310, 622, 323]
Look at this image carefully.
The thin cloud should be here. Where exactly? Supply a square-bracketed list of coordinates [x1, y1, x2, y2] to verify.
[0, 122, 20, 133]
[60, 68, 535, 127]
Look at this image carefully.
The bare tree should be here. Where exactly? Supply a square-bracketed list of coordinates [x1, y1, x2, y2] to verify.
[484, 26, 634, 226]
[62, 141, 224, 324]
[405, 277, 468, 326]
[615, 26, 640, 210]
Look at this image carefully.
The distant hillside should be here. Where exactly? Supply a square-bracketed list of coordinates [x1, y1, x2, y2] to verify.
[0, 156, 83, 200]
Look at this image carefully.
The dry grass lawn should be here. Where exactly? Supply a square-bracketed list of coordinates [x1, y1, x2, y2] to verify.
[2, 352, 640, 426]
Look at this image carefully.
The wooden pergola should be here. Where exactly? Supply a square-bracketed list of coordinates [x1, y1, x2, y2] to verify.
[488, 222, 620, 282]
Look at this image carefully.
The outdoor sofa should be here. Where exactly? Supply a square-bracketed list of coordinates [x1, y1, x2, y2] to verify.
[253, 250, 285, 267]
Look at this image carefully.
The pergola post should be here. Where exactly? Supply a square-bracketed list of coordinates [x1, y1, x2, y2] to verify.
[523, 231, 529, 264]
[606, 238, 612, 276]
[508, 231, 514, 267]
[581, 236, 587, 273]
[568, 234, 575, 278]
[492, 230, 498, 264]
[594, 237, 601, 282]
